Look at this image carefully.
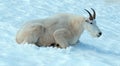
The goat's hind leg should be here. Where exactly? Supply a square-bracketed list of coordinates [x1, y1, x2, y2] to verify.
[16, 24, 45, 45]
[26, 24, 45, 44]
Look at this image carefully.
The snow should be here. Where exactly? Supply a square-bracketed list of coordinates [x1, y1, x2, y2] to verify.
[0, 0, 120, 66]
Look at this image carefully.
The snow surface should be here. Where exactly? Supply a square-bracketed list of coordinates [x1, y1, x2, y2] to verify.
[0, 0, 120, 66]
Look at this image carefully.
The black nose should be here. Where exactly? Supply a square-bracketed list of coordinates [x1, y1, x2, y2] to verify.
[99, 32, 102, 35]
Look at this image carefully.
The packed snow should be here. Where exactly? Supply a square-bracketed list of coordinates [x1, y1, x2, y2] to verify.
[0, 0, 120, 66]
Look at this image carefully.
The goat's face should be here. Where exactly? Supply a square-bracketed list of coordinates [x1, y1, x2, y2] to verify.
[84, 8, 102, 37]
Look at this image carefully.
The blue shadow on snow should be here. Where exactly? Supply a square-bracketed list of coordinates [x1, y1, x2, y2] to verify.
[73, 42, 120, 56]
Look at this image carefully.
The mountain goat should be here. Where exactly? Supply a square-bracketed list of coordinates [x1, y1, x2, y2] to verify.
[16, 8, 102, 48]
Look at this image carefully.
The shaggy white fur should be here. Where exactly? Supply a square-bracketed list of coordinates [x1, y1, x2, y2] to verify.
[16, 12, 102, 48]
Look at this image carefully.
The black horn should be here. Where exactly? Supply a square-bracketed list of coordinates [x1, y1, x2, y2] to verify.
[91, 8, 96, 19]
[85, 9, 93, 20]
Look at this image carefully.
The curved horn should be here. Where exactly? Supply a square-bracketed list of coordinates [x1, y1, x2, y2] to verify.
[84, 9, 93, 20]
[91, 8, 96, 19]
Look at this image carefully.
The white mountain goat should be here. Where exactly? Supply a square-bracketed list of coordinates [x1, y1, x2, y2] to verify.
[16, 8, 102, 48]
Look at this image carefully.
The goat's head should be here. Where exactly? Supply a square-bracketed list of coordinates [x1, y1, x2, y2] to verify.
[84, 8, 102, 37]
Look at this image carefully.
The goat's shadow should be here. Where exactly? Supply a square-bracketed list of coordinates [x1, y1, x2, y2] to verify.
[71, 42, 120, 56]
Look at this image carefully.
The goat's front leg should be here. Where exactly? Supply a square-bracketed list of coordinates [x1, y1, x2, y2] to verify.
[53, 29, 71, 48]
